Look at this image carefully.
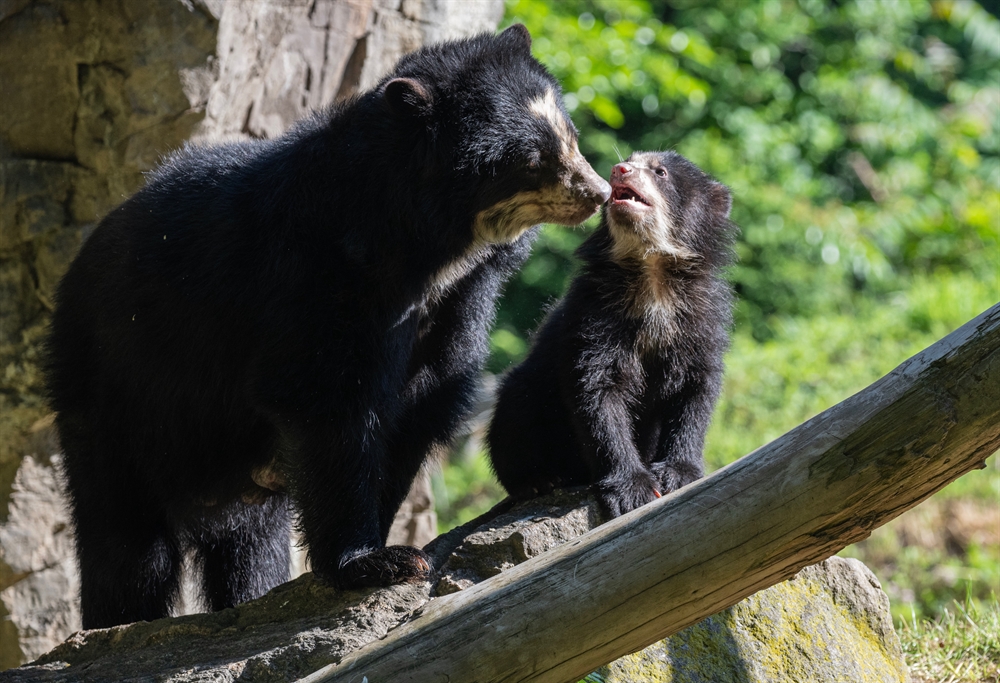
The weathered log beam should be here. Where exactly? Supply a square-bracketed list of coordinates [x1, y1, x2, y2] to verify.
[302, 303, 1000, 683]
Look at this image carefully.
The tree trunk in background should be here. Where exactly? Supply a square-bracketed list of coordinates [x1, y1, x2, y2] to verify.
[0, 0, 503, 668]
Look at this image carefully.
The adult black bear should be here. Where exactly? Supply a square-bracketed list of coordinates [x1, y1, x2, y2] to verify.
[45, 25, 610, 629]
[488, 151, 736, 517]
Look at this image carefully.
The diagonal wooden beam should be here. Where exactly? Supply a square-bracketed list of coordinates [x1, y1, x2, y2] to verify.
[301, 303, 1000, 683]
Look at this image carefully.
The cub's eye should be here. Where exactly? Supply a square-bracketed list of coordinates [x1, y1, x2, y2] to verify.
[654, 167, 668, 177]
[527, 156, 542, 172]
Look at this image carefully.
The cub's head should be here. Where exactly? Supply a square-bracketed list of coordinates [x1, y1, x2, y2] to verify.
[605, 151, 735, 267]
[379, 24, 610, 244]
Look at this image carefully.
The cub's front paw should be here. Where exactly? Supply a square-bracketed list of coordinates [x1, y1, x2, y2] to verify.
[329, 546, 432, 589]
[650, 461, 703, 494]
[596, 469, 661, 518]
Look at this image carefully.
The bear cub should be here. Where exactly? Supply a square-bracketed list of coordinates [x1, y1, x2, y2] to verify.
[45, 25, 610, 629]
[488, 151, 736, 517]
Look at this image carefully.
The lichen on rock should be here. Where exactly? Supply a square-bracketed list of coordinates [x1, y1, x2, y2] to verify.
[599, 557, 909, 683]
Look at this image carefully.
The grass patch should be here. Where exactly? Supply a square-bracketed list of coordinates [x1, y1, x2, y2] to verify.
[841, 482, 1000, 622]
[900, 598, 1000, 683]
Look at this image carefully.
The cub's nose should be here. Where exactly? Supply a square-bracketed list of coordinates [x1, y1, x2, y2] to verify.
[611, 163, 633, 179]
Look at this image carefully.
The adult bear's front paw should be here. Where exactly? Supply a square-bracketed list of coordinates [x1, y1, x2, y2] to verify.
[328, 546, 432, 589]
[596, 469, 661, 518]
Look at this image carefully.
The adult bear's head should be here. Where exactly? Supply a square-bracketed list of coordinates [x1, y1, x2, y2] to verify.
[379, 24, 611, 244]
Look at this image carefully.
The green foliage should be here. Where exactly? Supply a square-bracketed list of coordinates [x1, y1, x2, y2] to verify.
[431, 445, 506, 532]
[842, 513, 1000, 624]
[491, 0, 999, 352]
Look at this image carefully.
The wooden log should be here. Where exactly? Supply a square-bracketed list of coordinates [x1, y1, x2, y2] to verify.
[301, 303, 1000, 683]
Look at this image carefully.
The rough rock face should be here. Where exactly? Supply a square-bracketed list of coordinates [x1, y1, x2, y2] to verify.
[0, 491, 909, 683]
[1, 0, 221, 666]
[196, 0, 505, 141]
[430, 493, 600, 595]
[9, 577, 430, 683]
[0, 0, 499, 668]
[0, 453, 77, 672]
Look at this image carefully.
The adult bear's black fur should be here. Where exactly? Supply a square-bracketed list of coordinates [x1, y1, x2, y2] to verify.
[488, 151, 736, 517]
[45, 25, 610, 629]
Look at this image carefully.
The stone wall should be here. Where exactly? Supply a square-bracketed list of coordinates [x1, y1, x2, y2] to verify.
[0, 0, 503, 667]
[0, 0, 220, 666]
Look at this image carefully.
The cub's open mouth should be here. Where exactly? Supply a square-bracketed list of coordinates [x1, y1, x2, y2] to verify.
[610, 183, 649, 207]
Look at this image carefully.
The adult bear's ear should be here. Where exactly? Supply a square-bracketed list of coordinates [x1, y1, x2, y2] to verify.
[384, 78, 433, 118]
[499, 23, 532, 52]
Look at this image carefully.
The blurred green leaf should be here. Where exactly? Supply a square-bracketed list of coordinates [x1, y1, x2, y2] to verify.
[491, 0, 999, 356]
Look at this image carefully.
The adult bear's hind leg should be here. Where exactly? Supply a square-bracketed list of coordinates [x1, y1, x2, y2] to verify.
[188, 494, 292, 611]
[72, 492, 183, 629]
[56, 413, 183, 629]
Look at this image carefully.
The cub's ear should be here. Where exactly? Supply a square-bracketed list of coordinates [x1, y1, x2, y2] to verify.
[499, 23, 532, 51]
[710, 182, 733, 218]
[384, 78, 433, 118]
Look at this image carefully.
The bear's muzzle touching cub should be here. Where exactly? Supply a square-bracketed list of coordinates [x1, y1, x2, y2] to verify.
[473, 88, 610, 243]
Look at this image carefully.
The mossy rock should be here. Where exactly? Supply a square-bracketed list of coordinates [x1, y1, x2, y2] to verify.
[599, 557, 908, 683]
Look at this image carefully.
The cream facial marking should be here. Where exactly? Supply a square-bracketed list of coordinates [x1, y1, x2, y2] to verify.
[472, 94, 610, 244]
[526, 88, 597, 196]
[607, 152, 697, 263]
[528, 89, 574, 155]
[472, 160, 609, 243]
[473, 184, 594, 243]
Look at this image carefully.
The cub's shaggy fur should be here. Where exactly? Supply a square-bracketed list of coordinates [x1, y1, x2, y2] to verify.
[489, 151, 736, 517]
